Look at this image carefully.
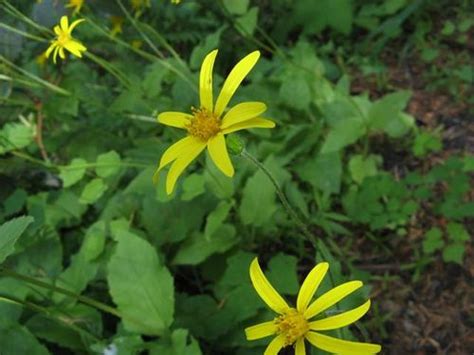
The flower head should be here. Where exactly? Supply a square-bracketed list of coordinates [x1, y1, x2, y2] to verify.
[45, 16, 87, 64]
[246, 258, 382, 354]
[65, 0, 84, 14]
[154, 50, 275, 194]
[110, 16, 124, 37]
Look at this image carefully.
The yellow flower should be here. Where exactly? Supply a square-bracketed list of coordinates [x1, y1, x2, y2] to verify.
[154, 50, 275, 195]
[65, 0, 84, 14]
[131, 0, 151, 13]
[171, 0, 181, 4]
[45, 16, 87, 64]
[246, 258, 382, 355]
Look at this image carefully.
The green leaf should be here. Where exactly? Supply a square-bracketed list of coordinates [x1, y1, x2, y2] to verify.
[181, 173, 205, 201]
[442, 243, 465, 264]
[422, 227, 443, 254]
[294, 0, 353, 35]
[295, 152, 342, 194]
[108, 233, 174, 335]
[79, 178, 107, 204]
[348, 154, 381, 184]
[223, 0, 249, 15]
[150, 329, 201, 355]
[190, 28, 224, 70]
[173, 225, 238, 265]
[446, 222, 470, 242]
[204, 200, 233, 239]
[0, 216, 34, 264]
[320, 120, 365, 153]
[412, 131, 442, 157]
[95, 150, 121, 178]
[0, 122, 36, 154]
[279, 71, 311, 110]
[59, 158, 87, 188]
[236, 7, 259, 35]
[266, 253, 299, 295]
[0, 322, 50, 355]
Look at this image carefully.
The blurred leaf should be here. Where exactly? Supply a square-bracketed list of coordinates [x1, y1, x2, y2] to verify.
[422, 227, 443, 254]
[79, 178, 107, 204]
[59, 158, 87, 188]
[173, 225, 237, 265]
[223, 0, 249, 15]
[348, 154, 381, 184]
[181, 173, 206, 201]
[442, 243, 465, 264]
[96, 150, 121, 178]
[0, 122, 36, 154]
[150, 329, 201, 355]
[320, 120, 365, 153]
[295, 152, 342, 194]
[0, 322, 50, 355]
[0, 216, 34, 264]
[266, 253, 299, 295]
[279, 70, 311, 110]
[204, 200, 233, 239]
[108, 232, 174, 335]
[236, 7, 259, 35]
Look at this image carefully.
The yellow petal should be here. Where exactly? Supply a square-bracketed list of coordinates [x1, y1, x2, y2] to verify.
[220, 102, 267, 129]
[245, 321, 277, 340]
[309, 300, 371, 331]
[68, 19, 85, 34]
[53, 46, 60, 64]
[199, 49, 218, 112]
[59, 47, 66, 59]
[249, 258, 290, 314]
[263, 334, 286, 355]
[207, 133, 234, 177]
[165, 141, 206, 194]
[64, 41, 84, 57]
[214, 50, 260, 117]
[54, 25, 62, 36]
[305, 332, 382, 354]
[158, 111, 192, 129]
[304, 281, 363, 320]
[296, 262, 329, 313]
[221, 117, 275, 134]
[295, 338, 306, 355]
[45, 43, 57, 58]
[153, 136, 201, 184]
[60, 16, 69, 32]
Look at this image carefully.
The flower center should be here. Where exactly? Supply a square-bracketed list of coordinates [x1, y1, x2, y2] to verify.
[274, 308, 309, 346]
[187, 107, 221, 141]
[57, 32, 71, 45]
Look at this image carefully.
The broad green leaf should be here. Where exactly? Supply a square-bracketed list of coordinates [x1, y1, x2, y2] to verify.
[79, 178, 107, 204]
[150, 329, 202, 355]
[223, 0, 249, 15]
[348, 154, 381, 184]
[279, 71, 311, 110]
[0, 216, 34, 264]
[442, 243, 465, 264]
[173, 225, 237, 265]
[59, 158, 88, 188]
[0, 122, 36, 154]
[0, 322, 50, 355]
[204, 200, 233, 239]
[95, 150, 121, 178]
[446, 222, 470, 242]
[422, 227, 443, 254]
[181, 173, 206, 201]
[320, 119, 365, 153]
[266, 253, 299, 295]
[236, 7, 259, 35]
[108, 233, 174, 335]
[295, 152, 342, 194]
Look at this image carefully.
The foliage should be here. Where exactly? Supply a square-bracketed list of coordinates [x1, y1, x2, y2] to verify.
[0, 0, 471, 354]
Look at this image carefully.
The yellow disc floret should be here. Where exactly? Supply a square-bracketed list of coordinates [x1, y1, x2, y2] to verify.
[274, 308, 309, 346]
[187, 107, 221, 141]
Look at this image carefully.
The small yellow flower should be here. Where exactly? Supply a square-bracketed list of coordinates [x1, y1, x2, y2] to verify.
[110, 16, 124, 36]
[45, 16, 87, 64]
[65, 0, 84, 14]
[246, 258, 382, 355]
[154, 49, 275, 194]
[171, 0, 181, 4]
[36, 52, 48, 67]
[131, 0, 150, 14]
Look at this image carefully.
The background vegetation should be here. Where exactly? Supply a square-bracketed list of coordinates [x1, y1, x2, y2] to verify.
[0, 0, 472, 353]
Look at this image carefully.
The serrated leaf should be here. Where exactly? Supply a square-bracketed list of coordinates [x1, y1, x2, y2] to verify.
[108, 233, 174, 335]
[442, 243, 465, 264]
[150, 329, 202, 355]
[320, 119, 365, 153]
[0, 216, 34, 264]
[422, 227, 443, 254]
[204, 200, 233, 239]
[266, 253, 299, 295]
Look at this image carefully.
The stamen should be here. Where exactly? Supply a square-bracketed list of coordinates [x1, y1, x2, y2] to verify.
[187, 107, 221, 141]
[274, 308, 309, 346]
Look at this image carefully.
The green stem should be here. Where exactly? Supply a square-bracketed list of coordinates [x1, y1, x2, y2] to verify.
[241, 150, 315, 242]
[0, 269, 122, 319]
